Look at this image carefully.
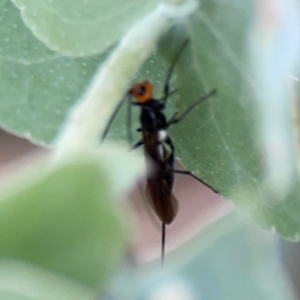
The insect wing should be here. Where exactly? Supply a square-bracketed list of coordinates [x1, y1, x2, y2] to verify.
[146, 177, 178, 224]
[142, 129, 178, 224]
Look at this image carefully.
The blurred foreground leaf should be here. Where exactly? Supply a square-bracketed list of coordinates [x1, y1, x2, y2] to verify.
[0, 260, 95, 300]
[107, 213, 295, 300]
[0, 145, 145, 290]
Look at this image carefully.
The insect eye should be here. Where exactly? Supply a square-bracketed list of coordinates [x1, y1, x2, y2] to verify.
[129, 81, 153, 102]
[137, 85, 146, 95]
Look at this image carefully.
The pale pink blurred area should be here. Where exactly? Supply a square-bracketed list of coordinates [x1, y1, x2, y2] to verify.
[0, 130, 38, 166]
[0, 130, 48, 185]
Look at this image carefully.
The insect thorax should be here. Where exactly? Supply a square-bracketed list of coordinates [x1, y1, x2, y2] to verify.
[140, 100, 167, 132]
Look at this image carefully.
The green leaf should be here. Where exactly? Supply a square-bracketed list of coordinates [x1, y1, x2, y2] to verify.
[161, 3, 259, 196]
[12, 0, 160, 56]
[0, 260, 95, 300]
[0, 0, 104, 144]
[0, 0, 55, 62]
[159, 1, 300, 240]
[0, 153, 129, 289]
[0, 1, 167, 144]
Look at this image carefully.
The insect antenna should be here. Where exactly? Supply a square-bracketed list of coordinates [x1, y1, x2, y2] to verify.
[126, 94, 133, 143]
[161, 39, 190, 105]
[101, 95, 132, 142]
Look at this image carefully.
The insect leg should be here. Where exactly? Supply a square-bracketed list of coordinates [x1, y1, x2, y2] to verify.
[131, 139, 144, 150]
[164, 136, 175, 165]
[167, 112, 179, 125]
[157, 89, 178, 102]
[173, 169, 218, 193]
[167, 89, 217, 127]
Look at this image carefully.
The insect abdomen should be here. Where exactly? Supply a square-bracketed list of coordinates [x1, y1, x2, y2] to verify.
[146, 180, 178, 224]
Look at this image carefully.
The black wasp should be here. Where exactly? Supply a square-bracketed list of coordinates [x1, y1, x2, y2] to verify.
[102, 40, 217, 265]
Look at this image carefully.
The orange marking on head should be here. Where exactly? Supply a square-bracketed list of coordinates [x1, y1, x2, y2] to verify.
[129, 81, 153, 103]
